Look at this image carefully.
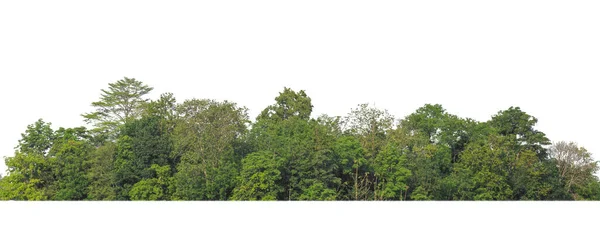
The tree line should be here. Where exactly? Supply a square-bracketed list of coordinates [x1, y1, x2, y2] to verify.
[1, 77, 598, 200]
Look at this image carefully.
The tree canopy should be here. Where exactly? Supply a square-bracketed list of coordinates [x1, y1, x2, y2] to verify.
[2, 77, 598, 201]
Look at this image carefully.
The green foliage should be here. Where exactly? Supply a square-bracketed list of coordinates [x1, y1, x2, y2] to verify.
[49, 127, 93, 200]
[16, 119, 56, 155]
[373, 143, 411, 200]
[1, 119, 56, 200]
[112, 135, 137, 200]
[2, 81, 597, 201]
[120, 116, 173, 178]
[451, 136, 513, 200]
[232, 151, 282, 200]
[250, 117, 311, 200]
[249, 89, 343, 200]
[573, 177, 600, 200]
[3, 151, 51, 198]
[130, 164, 173, 200]
[172, 99, 248, 200]
[0, 173, 47, 200]
[410, 186, 431, 200]
[86, 143, 117, 200]
[549, 141, 599, 198]
[489, 107, 550, 159]
[143, 92, 177, 121]
[333, 135, 368, 200]
[298, 182, 337, 200]
[257, 87, 313, 122]
[82, 77, 153, 138]
[400, 104, 473, 163]
[111, 116, 174, 200]
[129, 179, 163, 200]
[344, 103, 394, 159]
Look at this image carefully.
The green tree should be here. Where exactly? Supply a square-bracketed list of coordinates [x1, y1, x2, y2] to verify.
[572, 177, 600, 200]
[172, 99, 249, 200]
[333, 135, 368, 200]
[373, 142, 411, 200]
[393, 105, 462, 200]
[231, 151, 282, 200]
[49, 127, 93, 200]
[111, 115, 173, 200]
[112, 135, 137, 200]
[296, 116, 343, 201]
[250, 88, 340, 200]
[0, 173, 47, 200]
[298, 182, 337, 200]
[257, 87, 313, 122]
[142, 92, 178, 133]
[339, 103, 395, 200]
[343, 103, 394, 159]
[130, 164, 174, 200]
[4, 81, 600, 202]
[122, 116, 173, 177]
[451, 135, 513, 200]
[86, 142, 117, 200]
[410, 186, 431, 200]
[0, 119, 56, 200]
[82, 77, 153, 138]
[510, 150, 561, 200]
[143, 93, 177, 120]
[549, 141, 599, 199]
[488, 107, 550, 159]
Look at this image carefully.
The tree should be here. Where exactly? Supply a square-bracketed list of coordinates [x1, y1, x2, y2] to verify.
[298, 182, 337, 200]
[231, 151, 282, 200]
[48, 127, 93, 200]
[112, 135, 137, 200]
[399, 104, 474, 163]
[333, 135, 368, 200]
[250, 88, 309, 200]
[410, 186, 431, 200]
[143, 92, 178, 133]
[451, 135, 513, 200]
[510, 149, 562, 200]
[343, 103, 394, 159]
[296, 117, 342, 201]
[86, 142, 117, 200]
[172, 99, 249, 200]
[3, 79, 600, 202]
[143, 92, 177, 120]
[121, 116, 173, 177]
[111, 115, 173, 200]
[0, 119, 56, 200]
[336, 103, 396, 200]
[16, 119, 56, 156]
[572, 177, 600, 200]
[257, 87, 313, 122]
[373, 142, 411, 200]
[0, 173, 47, 200]
[129, 164, 174, 200]
[403, 143, 451, 200]
[393, 105, 466, 200]
[400, 104, 447, 143]
[82, 77, 153, 138]
[549, 141, 599, 199]
[249, 88, 344, 200]
[488, 107, 550, 159]
[483, 107, 554, 200]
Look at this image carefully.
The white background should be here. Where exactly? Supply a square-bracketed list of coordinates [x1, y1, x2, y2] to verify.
[1, 0, 599, 227]
[0, 201, 598, 228]
[2, 1, 599, 176]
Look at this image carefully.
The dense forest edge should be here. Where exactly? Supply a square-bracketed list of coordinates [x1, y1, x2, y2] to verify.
[1, 77, 598, 201]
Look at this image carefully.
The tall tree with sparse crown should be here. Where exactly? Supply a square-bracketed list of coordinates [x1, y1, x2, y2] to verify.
[82, 77, 153, 139]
